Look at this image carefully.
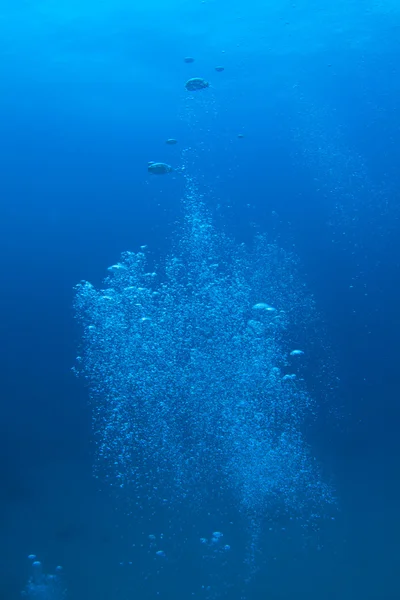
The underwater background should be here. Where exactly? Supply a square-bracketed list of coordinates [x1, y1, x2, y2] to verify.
[0, 1, 398, 599]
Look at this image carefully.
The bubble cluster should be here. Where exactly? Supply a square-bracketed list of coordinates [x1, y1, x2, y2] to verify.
[74, 182, 334, 547]
[22, 556, 65, 600]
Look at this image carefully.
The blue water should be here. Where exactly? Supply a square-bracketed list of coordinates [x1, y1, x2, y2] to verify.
[0, 2, 398, 599]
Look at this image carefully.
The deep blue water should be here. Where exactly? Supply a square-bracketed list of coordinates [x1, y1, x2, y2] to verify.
[0, 2, 398, 599]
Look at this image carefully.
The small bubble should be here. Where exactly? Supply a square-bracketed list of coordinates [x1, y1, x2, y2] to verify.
[252, 302, 276, 311]
[290, 349, 304, 356]
[212, 531, 223, 539]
